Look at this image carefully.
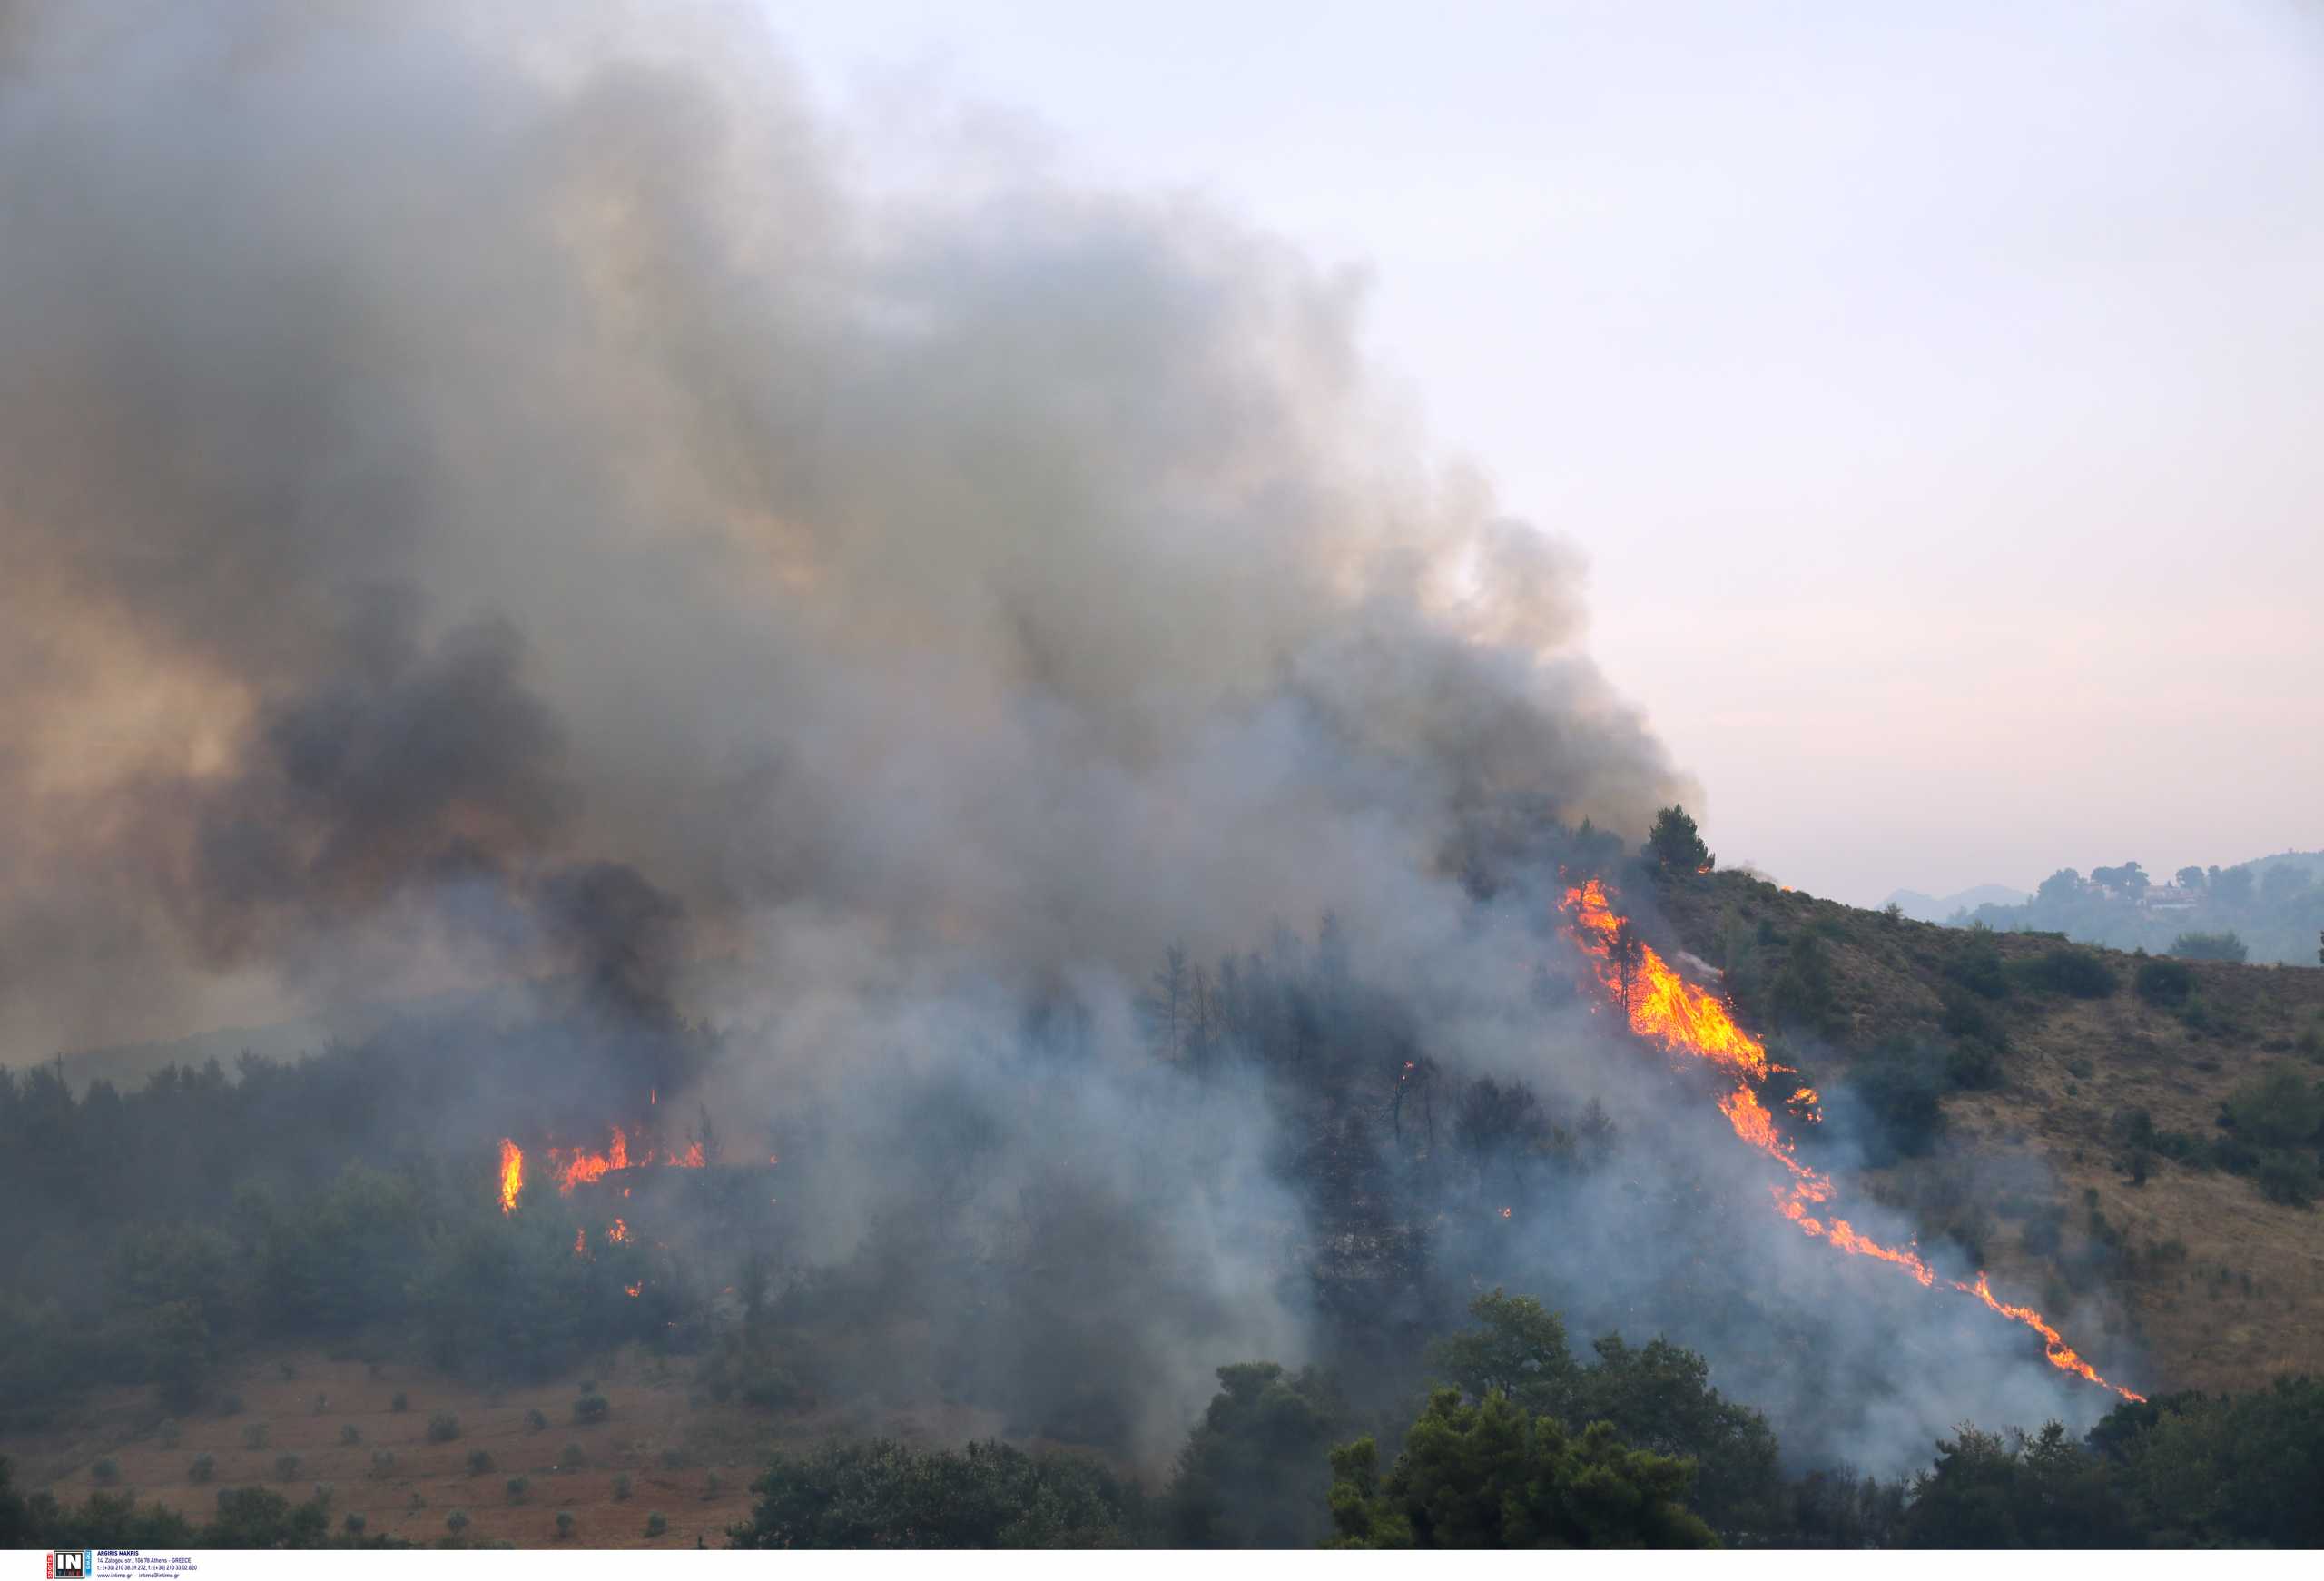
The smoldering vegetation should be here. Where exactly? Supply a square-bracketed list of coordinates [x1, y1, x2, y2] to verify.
[0, 0, 2223, 1550]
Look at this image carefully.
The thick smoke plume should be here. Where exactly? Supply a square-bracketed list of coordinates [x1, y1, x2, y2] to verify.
[0, 0, 2119, 1475]
[0, 0, 1675, 1060]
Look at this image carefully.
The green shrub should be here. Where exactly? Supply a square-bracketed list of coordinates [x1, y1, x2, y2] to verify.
[732, 1438, 1141, 1550]
[644, 1511, 667, 1538]
[427, 1411, 460, 1443]
[1848, 1042, 1946, 1164]
[559, 1442, 586, 1470]
[369, 1449, 396, 1478]
[1938, 988, 2005, 1052]
[2256, 1154, 2318, 1208]
[446, 1509, 470, 1538]
[2221, 1065, 2324, 1151]
[91, 1457, 121, 1487]
[218, 1392, 244, 1417]
[2134, 958, 2194, 1006]
[573, 1393, 610, 1425]
[2171, 930, 2248, 963]
[157, 1419, 182, 1448]
[506, 1476, 529, 1505]
[1944, 931, 2011, 999]
[524, 1408, 547, 1433]
[390, 1391, 409, 1413]
[1945, 1039, 2003, 1091]
[241, 1423, 270, 1450]
[344, 1512, 366, 1536]
[2019, 947, 2116, 998]
[340, 1423, 361, 1446]
[188, 1454, 215, 1483]
[555, 1510, 576, 1540]
[467, 1449, 495, 1477]
[612, 1473, 632, 1501]
[274, 1452, 301, 1482]
[1769, 934, 1837, 1033]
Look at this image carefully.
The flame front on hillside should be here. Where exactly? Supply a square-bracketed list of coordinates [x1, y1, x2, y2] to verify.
[495, 1115, 707, 1216]
[1561, 878, 2142, 1402]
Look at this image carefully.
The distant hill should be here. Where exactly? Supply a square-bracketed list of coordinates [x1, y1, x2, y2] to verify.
[1885, 883, 2030, 924]
[1945, 850, 2324, 966]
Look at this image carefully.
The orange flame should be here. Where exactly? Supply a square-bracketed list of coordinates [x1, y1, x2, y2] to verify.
[607, 1217, 629, 1243]
[546, 1126, 631, 1192]
[665, 1141, 704, 1168]
[574, 1227, 587, 1257]
[498, 1139, 524, 1214]
[623, 1282, 642, 1298]
[1561, 879, 2142, 1402]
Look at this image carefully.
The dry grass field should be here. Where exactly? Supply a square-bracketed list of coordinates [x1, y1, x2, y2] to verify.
[0, 1347, 1026, 1549]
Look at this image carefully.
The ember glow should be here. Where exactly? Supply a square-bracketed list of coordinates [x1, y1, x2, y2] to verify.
[1561, 879, 2143, 1402]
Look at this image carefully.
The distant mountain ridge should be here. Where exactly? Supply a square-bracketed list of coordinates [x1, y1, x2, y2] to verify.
[1883, 883, 2031, 924]
[1912, 849, 2324, 967]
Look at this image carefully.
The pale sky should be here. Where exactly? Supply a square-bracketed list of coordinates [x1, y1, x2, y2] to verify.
[769, 0, 2323, 905]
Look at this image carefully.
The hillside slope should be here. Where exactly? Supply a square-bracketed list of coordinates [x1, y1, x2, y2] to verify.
[1649, 871, 2324, 1396]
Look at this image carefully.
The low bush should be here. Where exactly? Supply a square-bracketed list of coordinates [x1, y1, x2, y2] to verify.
[2019, 947, 2117, 999]
[2134, 958, 2193, 1007]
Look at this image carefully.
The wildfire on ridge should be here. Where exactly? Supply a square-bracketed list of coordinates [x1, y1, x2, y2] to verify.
[1561, 878, 2142, 1402]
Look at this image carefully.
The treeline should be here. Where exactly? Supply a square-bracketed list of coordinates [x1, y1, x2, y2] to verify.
[1953, 855, 2324, 967]
[24, 1290, 2321, 1549]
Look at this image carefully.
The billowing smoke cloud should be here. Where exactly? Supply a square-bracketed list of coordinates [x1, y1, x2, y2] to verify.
[0, 0, 1677, 1061]
[0, 0, 2118, 1479]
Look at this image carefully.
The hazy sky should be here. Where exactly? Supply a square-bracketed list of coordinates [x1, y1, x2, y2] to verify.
[771, 0, 2324, 904]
